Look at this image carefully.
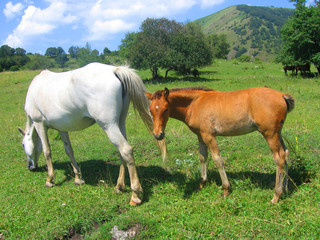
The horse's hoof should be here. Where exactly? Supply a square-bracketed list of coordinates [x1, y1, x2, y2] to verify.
[271, 197, 279, 204]
[45, 182, 55, 188]
[114, 185, 125, 194]
[222, 190, 230, 199]
[75, 179, 85, 185]
[129, 198, 142, 206]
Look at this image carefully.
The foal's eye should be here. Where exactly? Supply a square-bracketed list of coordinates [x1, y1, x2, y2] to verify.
[164, 109, 168, 113]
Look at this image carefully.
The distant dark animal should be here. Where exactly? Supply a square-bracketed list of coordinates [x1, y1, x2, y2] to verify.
[192, 69, 199, 77]
[296, 64, 311, 75]
[283, 66, 297, 75]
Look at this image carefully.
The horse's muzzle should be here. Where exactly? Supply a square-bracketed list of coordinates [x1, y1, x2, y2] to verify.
[153, 132, 165, 141]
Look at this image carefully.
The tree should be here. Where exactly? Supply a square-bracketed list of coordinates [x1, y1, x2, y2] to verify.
[0, 45, 15, 57]
[206, 33, 230, 59]
[127, 18, 213, 79]
[45, 47, 66, 58]
[103, 47, 111, 55]
[55, 54, 69, 68]
[119, 32, 137, 59]
[45, 47, 58, 58]
[277, 0, 320, 68]
[68, 46, 80, 58]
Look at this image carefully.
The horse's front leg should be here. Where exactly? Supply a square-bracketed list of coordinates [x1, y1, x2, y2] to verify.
[114, 160, 126, 193]
[201, 132, 230, 198]
[198, 135, 208, 189]
[60, 131, 85, 186]
[34, 123, 55, 187]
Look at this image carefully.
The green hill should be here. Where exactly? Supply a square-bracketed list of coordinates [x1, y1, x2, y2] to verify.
[195, 5, 294, 61]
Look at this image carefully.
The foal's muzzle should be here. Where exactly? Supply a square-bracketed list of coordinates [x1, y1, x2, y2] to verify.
[153, 131, 165, 141]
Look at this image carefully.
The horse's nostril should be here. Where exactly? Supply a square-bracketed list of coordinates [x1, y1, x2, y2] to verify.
[153, 132, 165, 140]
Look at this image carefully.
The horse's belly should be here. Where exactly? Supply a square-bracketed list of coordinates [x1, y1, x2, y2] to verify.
[212, 120, 257, 136]
[48, 116, 95, 131]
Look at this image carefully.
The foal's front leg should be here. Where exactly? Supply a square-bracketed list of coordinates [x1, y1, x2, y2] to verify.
[201, 132, 230, 197]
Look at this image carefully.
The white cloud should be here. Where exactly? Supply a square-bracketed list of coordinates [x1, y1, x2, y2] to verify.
[3, 1, 24, 19]
[4, 0, 225, 49]
[200, 0, 226, 8]
[4, 1, 76, 48]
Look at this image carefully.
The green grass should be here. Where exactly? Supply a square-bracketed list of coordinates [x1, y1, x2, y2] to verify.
[1, 61, 320, 239]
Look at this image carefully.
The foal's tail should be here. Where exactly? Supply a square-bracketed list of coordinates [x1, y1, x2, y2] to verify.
[283, 94, 295, 113]
[113, 66, 167, 161]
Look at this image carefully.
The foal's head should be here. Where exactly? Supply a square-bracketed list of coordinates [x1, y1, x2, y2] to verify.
[145, 88, 170, 141]
[17, 126, 42, 170]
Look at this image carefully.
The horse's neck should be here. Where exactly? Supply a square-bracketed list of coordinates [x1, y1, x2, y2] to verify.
[168, 90, 202, 122]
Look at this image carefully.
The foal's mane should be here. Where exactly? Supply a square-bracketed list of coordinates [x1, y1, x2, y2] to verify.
[152, 87, 214, 99]
[170, 87, 214, 92]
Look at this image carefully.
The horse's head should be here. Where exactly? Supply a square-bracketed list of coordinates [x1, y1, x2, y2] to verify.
[17, 126, 42, 170]
[145, 88, 170, 141]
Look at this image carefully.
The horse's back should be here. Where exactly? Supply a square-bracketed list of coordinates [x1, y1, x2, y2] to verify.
[188, 87, 290, 136]
[25, 63, 124, 131]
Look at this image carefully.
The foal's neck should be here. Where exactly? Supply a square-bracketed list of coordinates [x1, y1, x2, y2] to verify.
[168, 89, 206, 122]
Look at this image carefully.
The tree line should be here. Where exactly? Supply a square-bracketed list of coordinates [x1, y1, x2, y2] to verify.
[0, 18, 229, 78]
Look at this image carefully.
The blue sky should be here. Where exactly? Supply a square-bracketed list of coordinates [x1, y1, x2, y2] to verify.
[0, 0, 296, 54]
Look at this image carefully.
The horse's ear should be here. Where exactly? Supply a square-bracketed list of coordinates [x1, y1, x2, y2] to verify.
[145, 92, 153, 100]
[164, 88, 169, 99]
[17, 127, 26, 136]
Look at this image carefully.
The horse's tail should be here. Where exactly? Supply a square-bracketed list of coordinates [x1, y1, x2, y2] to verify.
[283, 94, 295, 113]
[113, 66, 167, 161]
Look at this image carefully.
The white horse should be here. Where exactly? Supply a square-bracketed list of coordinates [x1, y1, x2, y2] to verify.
[18, 62, 167, 206]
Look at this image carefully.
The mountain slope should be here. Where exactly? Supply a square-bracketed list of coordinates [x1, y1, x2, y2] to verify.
[195, 5, 294, 60]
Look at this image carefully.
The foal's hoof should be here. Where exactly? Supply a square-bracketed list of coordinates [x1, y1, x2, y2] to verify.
[45, 182, 55, 188]
[222, 190, 230, 199]
[75, 179, 85, 186]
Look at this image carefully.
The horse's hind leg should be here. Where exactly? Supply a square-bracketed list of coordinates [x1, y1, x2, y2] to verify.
[59, 131, 85, 185]
[33, 122, 55, 187]
[264, 132, 288, 203]
[280, 137, 289, 193]
[103, 124, 143, 206]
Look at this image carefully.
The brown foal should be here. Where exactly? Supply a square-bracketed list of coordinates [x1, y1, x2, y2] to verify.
[146, 87, 294, 203]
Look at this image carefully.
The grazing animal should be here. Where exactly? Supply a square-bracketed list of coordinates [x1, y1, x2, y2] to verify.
[283, 66, 297, 75]
[146, 87, 295, 203]
[18, 63, 167, 206]
[296, 63, 311, 75]
[192, 69, 200, 77]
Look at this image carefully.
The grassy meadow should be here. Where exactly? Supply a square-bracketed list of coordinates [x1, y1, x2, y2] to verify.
[0, 60, 320, 239]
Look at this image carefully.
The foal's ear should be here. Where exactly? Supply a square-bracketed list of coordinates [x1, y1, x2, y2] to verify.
[145, 92, 153, 100]
[164, 88, 169, 99]
[17, 127, 26, 136]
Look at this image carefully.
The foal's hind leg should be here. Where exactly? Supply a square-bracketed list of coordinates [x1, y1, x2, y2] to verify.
[280, 137, 289, 193]
[59, 131, 85, 186]
[264, 132, 288, 203]
[201, 132, 230, 197]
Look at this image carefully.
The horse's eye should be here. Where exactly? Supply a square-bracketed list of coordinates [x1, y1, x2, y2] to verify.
[164, 109, 168, 113]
